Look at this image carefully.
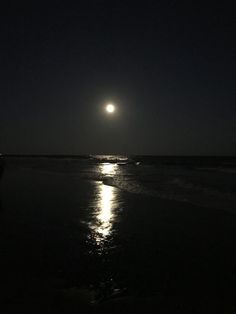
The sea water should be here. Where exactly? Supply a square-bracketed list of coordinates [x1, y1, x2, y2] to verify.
[0, 155, 236, 311]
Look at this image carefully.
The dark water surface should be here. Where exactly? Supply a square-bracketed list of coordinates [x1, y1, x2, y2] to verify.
[0, 155, 236, 313]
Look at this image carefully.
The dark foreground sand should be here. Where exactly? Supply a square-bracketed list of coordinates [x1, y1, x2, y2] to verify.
[1, 164, 236, 313]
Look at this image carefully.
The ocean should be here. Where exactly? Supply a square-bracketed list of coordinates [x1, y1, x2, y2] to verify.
[0, 155, 236, 313]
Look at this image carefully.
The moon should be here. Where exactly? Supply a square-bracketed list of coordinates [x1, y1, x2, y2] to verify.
[106, 104, 115, 114]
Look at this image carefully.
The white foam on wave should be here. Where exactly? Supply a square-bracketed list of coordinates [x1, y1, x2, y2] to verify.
[98, 171, 236, 212]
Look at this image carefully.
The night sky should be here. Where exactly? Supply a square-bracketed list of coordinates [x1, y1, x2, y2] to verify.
[1, 0, 235, 155]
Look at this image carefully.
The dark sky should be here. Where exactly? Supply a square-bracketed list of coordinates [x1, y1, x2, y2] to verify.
[1, 0, 235, 155]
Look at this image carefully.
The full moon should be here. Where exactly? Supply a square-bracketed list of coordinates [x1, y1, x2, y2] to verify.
[106, 104, 115, 113]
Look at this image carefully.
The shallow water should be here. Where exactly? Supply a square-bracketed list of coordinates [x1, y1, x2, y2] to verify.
[1, 156, 236, 313]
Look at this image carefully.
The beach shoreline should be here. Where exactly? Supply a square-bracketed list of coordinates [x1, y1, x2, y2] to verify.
[0, 157, 236, 313]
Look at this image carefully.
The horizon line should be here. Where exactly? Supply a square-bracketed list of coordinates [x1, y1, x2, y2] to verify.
[2, 153, 236, 158]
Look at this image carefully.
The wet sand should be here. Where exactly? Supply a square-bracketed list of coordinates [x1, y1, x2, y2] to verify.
[1, 161, 236, 313]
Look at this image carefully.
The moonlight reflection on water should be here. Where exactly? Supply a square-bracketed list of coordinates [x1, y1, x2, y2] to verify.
[89, 163, 121, 245]
[95, 183, 116, 241]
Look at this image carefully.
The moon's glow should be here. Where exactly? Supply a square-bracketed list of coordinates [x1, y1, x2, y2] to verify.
[106, 104, 115, 113]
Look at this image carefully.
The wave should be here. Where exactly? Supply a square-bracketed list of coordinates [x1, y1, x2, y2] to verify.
[5, 156, 236, 212]
[99, 173, 236, 212]
[90, 155, 129, 163]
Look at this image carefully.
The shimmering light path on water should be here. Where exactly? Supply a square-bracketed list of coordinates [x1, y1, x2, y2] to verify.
[88, 163, 121, 246]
